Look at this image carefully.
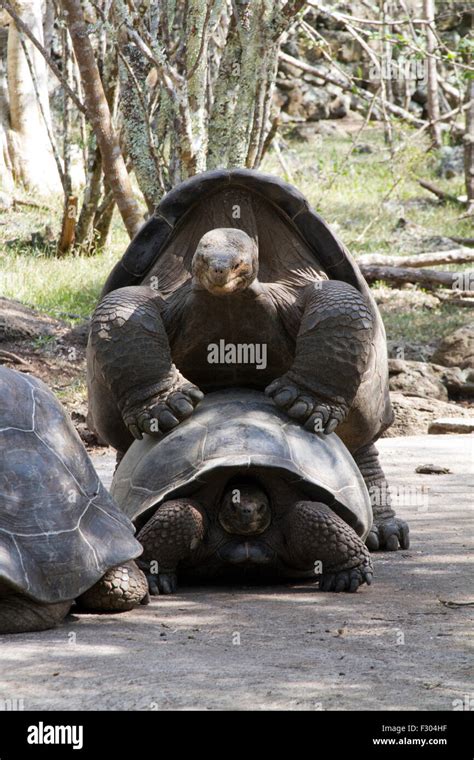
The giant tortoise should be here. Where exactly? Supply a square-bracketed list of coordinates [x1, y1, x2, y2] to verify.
[0, 367, 147, 634]
[112, 390, 374, 594]
[88, 168, 408, 551]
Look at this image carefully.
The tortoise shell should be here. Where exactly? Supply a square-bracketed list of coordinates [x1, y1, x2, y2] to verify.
[101, 168, 374, 306]
[0, 367, 141, 604]
[112, 389, 372, 540]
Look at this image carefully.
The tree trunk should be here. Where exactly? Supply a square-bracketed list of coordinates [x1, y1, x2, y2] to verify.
[118, 42, 159, 210]
[185, 0, 209, 173]
[75, 141, 103, 248]
[207, 10, 241, 170]
[227, 1, 261, 167]
[423, 0, 442, 148]
[61, 0, 143, 239]
[0, 27, 14, 193]
[464, 79, 474, 213]
[6, 0, 61, 194]
[94, 186, 115, 249]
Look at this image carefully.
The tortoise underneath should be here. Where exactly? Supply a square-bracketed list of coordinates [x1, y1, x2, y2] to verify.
[112, 390, 374, 594]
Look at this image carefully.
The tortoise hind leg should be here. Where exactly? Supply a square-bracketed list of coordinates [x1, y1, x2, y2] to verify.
[137, 500, 205, 595]
[354, 443, 409, 552]
[284, 501, 373, 592]
[0, 594, 71, 634]
[76, 561, 148, 612]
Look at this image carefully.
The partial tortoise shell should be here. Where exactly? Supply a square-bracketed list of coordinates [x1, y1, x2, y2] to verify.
[0, 366, 141, 603]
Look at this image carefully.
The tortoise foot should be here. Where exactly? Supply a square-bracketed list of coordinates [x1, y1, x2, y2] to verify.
[141, 566, 178, 596]
[319, 561, 373, 593]
[366, 517, 410, 552]
[123, 370, 204, 440]
[265, 375, 348, 434]
[157, 572, 178, 595]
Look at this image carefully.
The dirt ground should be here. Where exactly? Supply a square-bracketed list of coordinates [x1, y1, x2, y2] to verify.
[0, 434, 472, 711]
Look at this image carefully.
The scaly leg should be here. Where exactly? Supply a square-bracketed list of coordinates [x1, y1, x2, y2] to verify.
[354, 443, 409, 551]
[0, 593, 71, 634]
[266, 280, 374, 435]
[284, 501, 373, 592]
[137, 500, 205, 595]
[87, 285, 203, 449]
[76, 560, 149, 612]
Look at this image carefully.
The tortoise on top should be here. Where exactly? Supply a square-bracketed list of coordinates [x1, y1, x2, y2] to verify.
[0, 367, 147, 634]
[88, 168, 408, 551]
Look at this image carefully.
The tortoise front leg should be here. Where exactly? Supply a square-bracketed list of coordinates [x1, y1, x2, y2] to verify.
[137, 500, 205, 595]
[266, 281, 374, 434]
[284, 501, 373, 592]
[88, 285, 203, 445]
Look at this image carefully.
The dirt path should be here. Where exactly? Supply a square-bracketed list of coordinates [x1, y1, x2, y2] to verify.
[0, 435, 472, 711]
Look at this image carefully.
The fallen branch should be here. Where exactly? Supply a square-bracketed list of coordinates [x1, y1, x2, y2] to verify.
[360, 264, 468, 288]
[450, 237, 474, 247]
[358, 248, 474, 268]
[13, 197, 54, 211]
[0, 350, 29, 365]
[434, 291, 474, 308]
[418, 179, 463, 204]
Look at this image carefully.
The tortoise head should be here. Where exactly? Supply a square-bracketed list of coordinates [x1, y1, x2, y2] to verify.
[191, 228, 258, 296]
[218, 480, 271, 536]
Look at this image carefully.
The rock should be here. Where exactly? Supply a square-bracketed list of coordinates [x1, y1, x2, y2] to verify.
[284, 81, 305, 118]
[302, 87, 331, 121]
[354, 144, 373, 154]
[388, 359, 448, 401]
[431, 325, 474, 369]
[388, 359, 473, 400]
[437, 146, 464, 179]
[386, 339, 438, 363]
[385, 393, 473, 437]
[0, 298, 65, 343]
[329, 93, 351, 119]
[415, 464, 451, 474]
[430, 364, 472, 398]
[428, 418, 474, 434]
[412, 87, 428, 105]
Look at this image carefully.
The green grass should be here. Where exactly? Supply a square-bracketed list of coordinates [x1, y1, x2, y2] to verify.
[0, 123, 471, 347]
[0, 203, 129, 322]
[377, 302, 468, 345]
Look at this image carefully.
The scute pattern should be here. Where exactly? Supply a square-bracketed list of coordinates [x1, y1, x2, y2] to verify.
[112, 389, 372, 538]
[0, 367, 142, 604]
